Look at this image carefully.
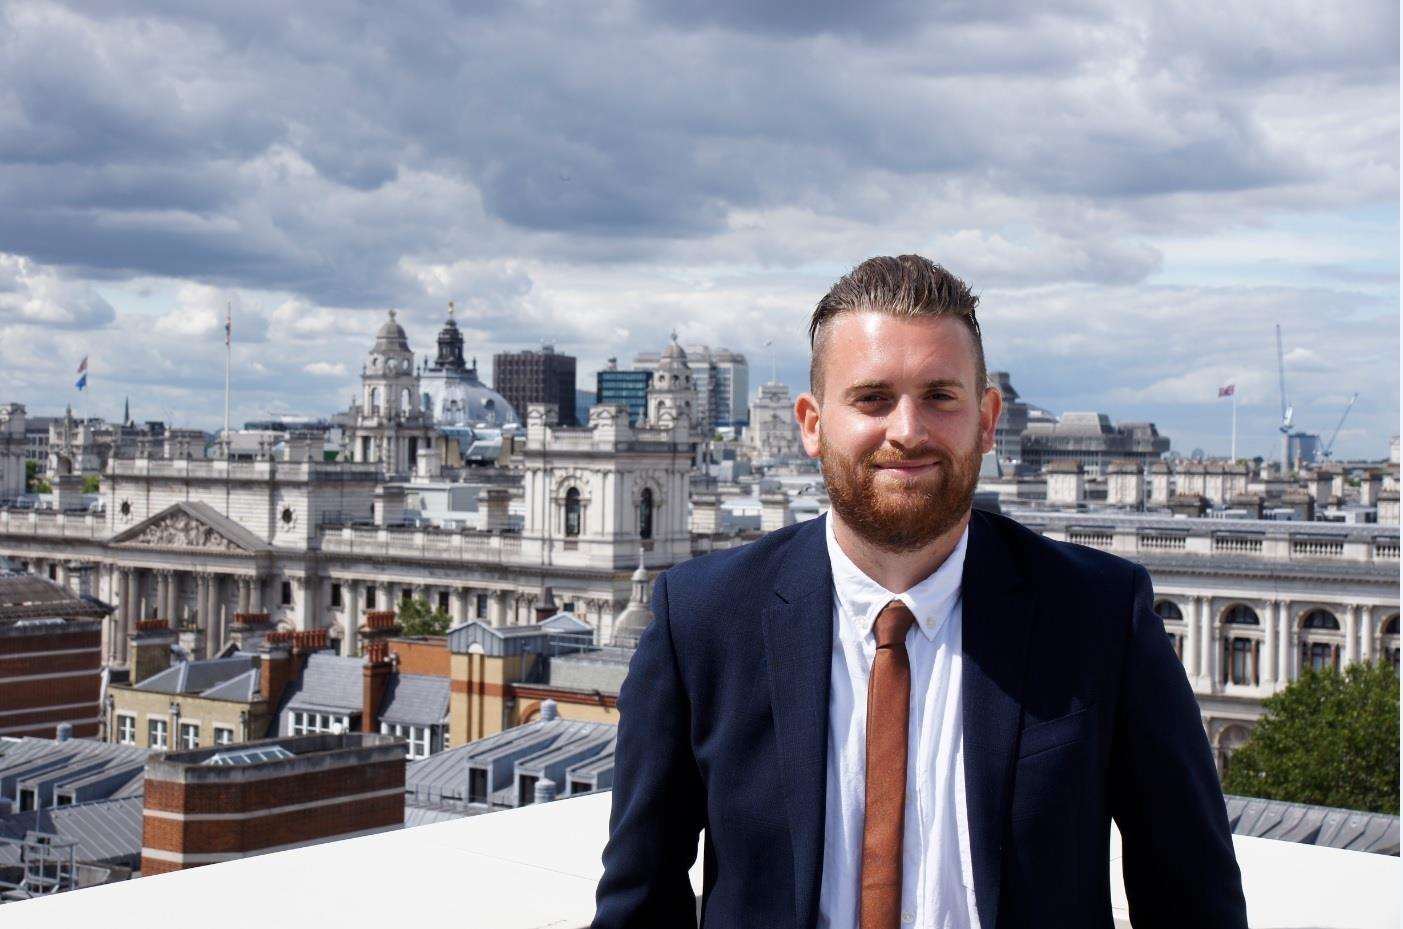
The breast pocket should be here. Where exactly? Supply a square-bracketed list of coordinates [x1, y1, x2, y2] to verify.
[1011, 705, 1095, 824]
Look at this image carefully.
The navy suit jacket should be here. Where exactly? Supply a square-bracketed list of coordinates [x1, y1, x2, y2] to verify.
[592, 510, 1248, 928]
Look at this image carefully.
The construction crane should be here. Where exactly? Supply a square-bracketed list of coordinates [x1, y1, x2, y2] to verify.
[1320, 392, 1360, 461]
[1275, 324, 1293, 471]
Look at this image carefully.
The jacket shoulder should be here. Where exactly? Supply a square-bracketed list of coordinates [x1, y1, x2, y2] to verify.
[978, 509, 1146, 598]
[660, 517, 814, 601]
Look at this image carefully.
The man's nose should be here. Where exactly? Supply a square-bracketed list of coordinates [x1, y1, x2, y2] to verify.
[885, 395, 929, 450]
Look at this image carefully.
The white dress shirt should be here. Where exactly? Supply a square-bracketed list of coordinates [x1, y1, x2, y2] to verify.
[817, 513, 981, 929]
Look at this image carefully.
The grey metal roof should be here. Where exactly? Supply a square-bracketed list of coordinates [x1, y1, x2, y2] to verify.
[135, 655, 255, 695]
[199, 667, 259, 702]
[378, 673, 449, 727]
[0, 797, 143, 867]
[0, 573, 108, 622]
[404, 802, 475, 829]
[280, 652, 363, 713]
[1224, 795, 1399, 856]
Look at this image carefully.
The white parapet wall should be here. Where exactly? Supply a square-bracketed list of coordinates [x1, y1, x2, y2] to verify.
[4, 790, 1398, 928]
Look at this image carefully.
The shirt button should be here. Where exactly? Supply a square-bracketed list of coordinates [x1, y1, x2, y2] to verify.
[901, 912, 914, 924]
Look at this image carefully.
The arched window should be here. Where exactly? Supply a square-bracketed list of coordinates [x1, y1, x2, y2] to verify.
[564, 488, 581, 537]
[1300, 609, 1341, 673]
[369, 387, 381, 414]
[1222, 605, 1260, 686]
[1382, 614, 1400, 670]
[1154, 600, 1185, 659]
[401, 388, 413, 413]
[1217, 724, 1252, 776]
[639, 488, 653, 540]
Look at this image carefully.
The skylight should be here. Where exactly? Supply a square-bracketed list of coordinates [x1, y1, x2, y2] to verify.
[202, 745, 295, 766]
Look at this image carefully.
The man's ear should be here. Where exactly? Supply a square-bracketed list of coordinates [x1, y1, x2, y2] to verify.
[795, 391, 822, 459]
[979, 385, 1003, 454]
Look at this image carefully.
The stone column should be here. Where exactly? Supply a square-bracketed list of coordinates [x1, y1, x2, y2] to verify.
[1184, 596, 1200, 682]
[121, 568, 137, 663]
[1344, 604, 1359, 666]
[1196, 597, 1213, 691]
[1360, 605, 1375, 662]
[195, 574, 211, 656]
[250, 575, 264, 613]
[210, 575, 225, 657]
[237, 577, 251, 615]
[343, 580, 362, 658]
[1261, 599, 1278, 688]
[488, 590, 507, 626]
[1277, 601, 1293, 683]
[155, 572, 170, 622]
[455, 588, 471, 625]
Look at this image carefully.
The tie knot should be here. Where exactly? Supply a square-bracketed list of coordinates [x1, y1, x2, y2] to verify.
[874, 600, 915, 649]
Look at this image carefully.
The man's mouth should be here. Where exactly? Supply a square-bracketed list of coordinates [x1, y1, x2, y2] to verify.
[873, 460, 939, 477]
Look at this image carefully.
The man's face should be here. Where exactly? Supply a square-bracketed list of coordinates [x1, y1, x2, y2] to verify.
[795, 311, 1002, 552]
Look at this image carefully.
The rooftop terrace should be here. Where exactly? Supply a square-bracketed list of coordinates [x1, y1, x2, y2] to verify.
[2, 790, 1397, 927]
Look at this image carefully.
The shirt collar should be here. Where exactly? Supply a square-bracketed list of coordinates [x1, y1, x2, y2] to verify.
[824, 511, 968, 643]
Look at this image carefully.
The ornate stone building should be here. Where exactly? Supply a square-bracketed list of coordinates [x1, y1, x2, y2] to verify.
[348, 310, 434, 476]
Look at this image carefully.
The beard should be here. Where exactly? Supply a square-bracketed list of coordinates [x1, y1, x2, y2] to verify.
[820, 429, 983, 554]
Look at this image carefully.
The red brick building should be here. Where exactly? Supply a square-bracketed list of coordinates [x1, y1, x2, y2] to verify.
[140, 732, 404, 875]
[0, 572, 108, 739]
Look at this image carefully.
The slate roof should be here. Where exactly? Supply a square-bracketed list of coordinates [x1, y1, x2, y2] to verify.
[135, 656, 256, 696]
[378, 673, 449, 727]
[0, 573, 109, 622]
[1225, 795, 1400, 856]
[0, 797, 143, 867]
[403, 802, 476, 829]
[200, 667, 259, 702]
[279, 652, 363, 714]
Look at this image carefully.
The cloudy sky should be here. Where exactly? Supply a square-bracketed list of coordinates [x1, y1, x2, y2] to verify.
[0, 1, 1397, 459]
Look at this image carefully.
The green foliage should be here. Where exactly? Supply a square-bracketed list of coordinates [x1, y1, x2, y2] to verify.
[396, 596, 451, 637]
[1222, 661, 1399, 814]
[81, 475, 101, 493]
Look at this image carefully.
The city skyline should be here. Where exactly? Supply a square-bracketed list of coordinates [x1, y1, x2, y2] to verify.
[0, 2, 1397, 460]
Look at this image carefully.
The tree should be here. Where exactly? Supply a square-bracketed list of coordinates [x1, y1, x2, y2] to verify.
[1222, 661, 1399, 814]
[81, 475, 101, 493]
[396, 596, 451, 637]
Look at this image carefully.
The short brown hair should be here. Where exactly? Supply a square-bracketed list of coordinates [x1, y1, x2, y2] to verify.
[808, 254, 986, 399]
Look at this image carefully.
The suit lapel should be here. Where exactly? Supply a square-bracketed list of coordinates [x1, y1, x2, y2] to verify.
[962, 510, 1037, 929]
[760, 515, 834, 929]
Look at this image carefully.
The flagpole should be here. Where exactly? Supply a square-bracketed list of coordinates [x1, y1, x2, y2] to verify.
[1230, 389, 1237, 462]
[223, 301, 232, 457]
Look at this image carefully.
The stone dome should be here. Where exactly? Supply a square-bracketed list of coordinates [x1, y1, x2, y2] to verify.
[374, 310, 410, 352]
[421, 365, 519, 427]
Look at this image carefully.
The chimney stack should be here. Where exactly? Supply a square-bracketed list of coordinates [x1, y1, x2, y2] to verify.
[259, 639, 292, 709]
[130, 620, 177, 685]
[534, 586, 558, 623]
[362, 640, 393, 733]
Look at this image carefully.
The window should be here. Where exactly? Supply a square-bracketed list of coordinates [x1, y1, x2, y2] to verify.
[1383, 615, 1400, 670]
[1222, 605, 1259, 686]
[475, 593, 488, 619]
[1299, 609, 1341, 674]
[380, 722, 434, 759]
[290, 711, 349, 736]
[1304, 642, 1337, 672]
[1154, 600, 1184, 660]
[148, 718, 169, 749]
[570, 780, 592, 795]
[468, 768, 488, 804]
[180, 722, 200, 749]
[518, 774, 538, 806]
[330, 583, 343, 609]
[564, 487, 581, 537]
[366, 587, 377, 610]
[281, 581, 293, 606]
[639, 488, 653, 540]
[401, 588, 413, 605]
[213, 726, 235, 746]
[17, 788, 35, 812]
[437, 591, 450, 615]
[116, 713, 136, 745]
[370, 387, 381, 414]
[48, 564, 57, 580]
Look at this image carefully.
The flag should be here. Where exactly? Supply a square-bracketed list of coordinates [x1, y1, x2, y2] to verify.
[225, 303, 232, 348]
[76, 356, 87, 375]
[75, 372, 87, 391]
[1218, 384, 1235, 398]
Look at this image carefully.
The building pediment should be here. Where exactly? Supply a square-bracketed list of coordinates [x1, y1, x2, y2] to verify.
[110, 501, 268, 554]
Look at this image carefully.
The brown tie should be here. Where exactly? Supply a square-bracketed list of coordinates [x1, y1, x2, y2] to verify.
[861, 599, 916, 929]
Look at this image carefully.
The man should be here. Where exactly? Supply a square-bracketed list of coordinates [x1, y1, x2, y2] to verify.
[593, 255, 1247, 928]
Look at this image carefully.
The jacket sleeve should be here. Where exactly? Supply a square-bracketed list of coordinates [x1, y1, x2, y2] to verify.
[1109, 565, 1248, 929]
[592, 570, 706, 929]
